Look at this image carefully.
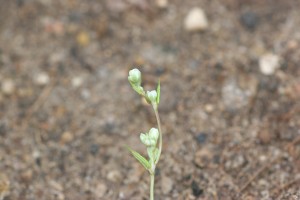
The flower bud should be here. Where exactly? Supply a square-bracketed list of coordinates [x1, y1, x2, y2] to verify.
[140, 132, 157, 146]
[128, 68, 141, 85]
[140, 133, 147, 144]
[148, 128, 159, 142]
[147, 90, 157, 103]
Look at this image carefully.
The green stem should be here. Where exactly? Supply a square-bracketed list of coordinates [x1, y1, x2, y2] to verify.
[150, 173, 155, 200]
[152, 103, 162, 165]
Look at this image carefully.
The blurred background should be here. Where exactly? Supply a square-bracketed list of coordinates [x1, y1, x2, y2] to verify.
[0, 0, 300, 199]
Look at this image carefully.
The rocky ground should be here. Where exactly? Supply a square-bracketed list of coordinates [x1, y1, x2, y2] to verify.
[0, 0, 300, 199]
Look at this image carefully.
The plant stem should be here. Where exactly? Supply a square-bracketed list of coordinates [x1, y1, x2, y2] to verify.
[152, 103, 162, 165]
[150, 173, 155, 200]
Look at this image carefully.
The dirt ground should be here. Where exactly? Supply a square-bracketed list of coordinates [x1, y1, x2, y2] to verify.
[0, 0, 300, 199]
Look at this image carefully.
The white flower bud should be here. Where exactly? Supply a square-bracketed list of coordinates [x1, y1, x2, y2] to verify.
[147, 90, 157, 103]
[128, 68, 141, 85]
[140, 133, 147, 144]
[140, 132, 157, 146]
[148, 128, 159, 142]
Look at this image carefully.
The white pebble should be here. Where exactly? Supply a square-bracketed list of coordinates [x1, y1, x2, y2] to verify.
[94, 182, 107, 198]
[184, 7, 208, 32]
[259, 54, 280, 75]
[71, 76, 83, 88]
[35, 72, 50, 85]
[156, 0, 168, 8]
[2, 79, 15, 95]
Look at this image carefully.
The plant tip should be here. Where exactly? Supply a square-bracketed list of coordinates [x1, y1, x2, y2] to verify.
[147, 90, 158, 104]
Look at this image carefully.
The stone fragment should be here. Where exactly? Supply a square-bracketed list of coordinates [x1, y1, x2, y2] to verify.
[35, 72, 50, 85]
[259, 53, 280, 75]
[60, 131, 74, 144]
[107, 170, 122, 182]
[191, 180, 203, 197]
[240, 11, 259, 30]
[1, 79, 15, 95]
[156, 0, 168, 8]
[71, 76, 83, 88]
[161, 175, 173, 194]
[76, 31, 90, 46]
[94, 182, 107, 198]
[184, 7, 208, 32]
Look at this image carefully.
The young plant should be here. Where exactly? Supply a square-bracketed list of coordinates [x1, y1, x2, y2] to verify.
[127, 68, 162, 200]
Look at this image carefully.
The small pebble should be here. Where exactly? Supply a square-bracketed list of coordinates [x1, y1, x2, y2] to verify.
[89, 144, 99, 156]
[240, 11, 259, 30]
[35, 72, 50, 85]
[259, 54, 280, 75]
[204, 104, 214, 113]
[94, 182, 107, 198]
[184, 7, 208, 32]
[156, 0, 168, 8]
[71, 76, 83, 88]
[1, 79, 15, 95]
[225, 154, 246, 170]
[194, 148, 213, 168]
[195, 132, 207, 144]
[21, 169, 33, 182]
[257, 128, 271, 144]
[60, 131, 74, 144]
[0, 173, 10, 199]
[107, 170, 122, 182]
[76, 31, 90, 46]
[161, 175, 173, 194]
[191, 180, 203, 197]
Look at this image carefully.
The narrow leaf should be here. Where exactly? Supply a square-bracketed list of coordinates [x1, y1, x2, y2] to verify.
[126, 146, 150, 170]
[156, 80, 160, 104]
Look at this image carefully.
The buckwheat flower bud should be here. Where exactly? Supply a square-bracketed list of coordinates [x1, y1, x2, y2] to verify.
[128, 68, 141, 85]
[148, 128, 159, 142]
[140, 133, 147, 144]
[147, 90, 157, 103]
[140, 133, 157, 146]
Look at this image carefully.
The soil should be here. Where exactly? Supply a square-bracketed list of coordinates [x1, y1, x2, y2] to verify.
[0, 0, 300, 199]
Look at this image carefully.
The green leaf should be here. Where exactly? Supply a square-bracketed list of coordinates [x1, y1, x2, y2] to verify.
[156, 80, 160, 104]
[129, 82, 144, 96]
[126, 146, 150, 170]
[153, 147, 159, 163]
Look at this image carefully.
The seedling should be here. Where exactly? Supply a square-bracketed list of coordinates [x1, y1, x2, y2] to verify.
[127, 68, 162, 200]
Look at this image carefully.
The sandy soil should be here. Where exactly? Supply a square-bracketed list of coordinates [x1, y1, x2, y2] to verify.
[0, 0, 299, 199]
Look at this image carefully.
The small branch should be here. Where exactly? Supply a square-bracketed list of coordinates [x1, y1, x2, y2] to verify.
[153, 103, 162, 165]
[238, 157, 279, 194]
[271, 177, 300, 197]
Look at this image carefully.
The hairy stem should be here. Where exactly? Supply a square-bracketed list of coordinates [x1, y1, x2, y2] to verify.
[150, 173, 155, 200]
[152, 103, 162, 165]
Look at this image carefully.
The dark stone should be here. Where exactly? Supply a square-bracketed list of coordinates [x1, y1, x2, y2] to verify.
[103, 122, 116, 134]
[90, 144, 100, 156]
[240, 11, 259, 30]
[191, 181, 203, 197]
[214, 62, 223, 70]
[195, 133, 207, 144]
[0, 123, 7, 136]
[35, 157, 42, 167]
[155, 67, 165, 76]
